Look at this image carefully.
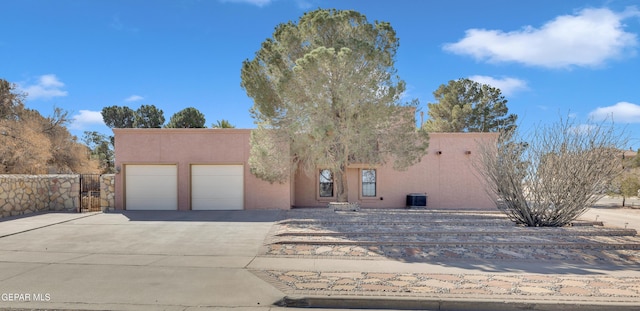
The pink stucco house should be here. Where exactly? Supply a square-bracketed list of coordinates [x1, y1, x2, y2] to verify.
[113, 128, 497, 211]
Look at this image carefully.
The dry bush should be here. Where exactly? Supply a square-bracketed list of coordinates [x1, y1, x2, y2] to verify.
[2, 80, 100, 174]
[0, 118, 51, 174]
[476, 118, 626, 227]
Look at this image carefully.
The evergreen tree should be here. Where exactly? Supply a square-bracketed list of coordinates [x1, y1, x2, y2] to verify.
[165, 107, 206, 128]
[241, 9, 428, 202]
[425, 78, 517, 133]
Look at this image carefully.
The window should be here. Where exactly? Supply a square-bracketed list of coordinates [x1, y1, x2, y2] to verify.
[362, 169, 376, 197]
[319, 169, 334, 197]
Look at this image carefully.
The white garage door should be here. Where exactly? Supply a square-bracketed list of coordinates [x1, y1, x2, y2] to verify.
[191, 165, 244, 210]
[125, 165, 178, 210]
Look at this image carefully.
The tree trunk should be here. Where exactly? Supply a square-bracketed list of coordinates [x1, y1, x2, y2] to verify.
[334, 168, 349, 202]
[623, 196, 626, 207]
[335, 139, 349, 202]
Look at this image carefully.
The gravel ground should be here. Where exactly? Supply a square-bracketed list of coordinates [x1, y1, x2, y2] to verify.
[253, 208, 640, 302]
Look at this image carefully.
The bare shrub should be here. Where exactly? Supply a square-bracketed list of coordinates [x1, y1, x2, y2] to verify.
[476, 118, 626, 227]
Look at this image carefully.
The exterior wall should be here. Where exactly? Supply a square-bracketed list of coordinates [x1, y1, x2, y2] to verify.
[293, 133, 498, 210]
[100, 174, 115, 211]
[420, 133, 497, 209]
[115, 130, 496, 211]
[0, 175, 80, 218]
[113, 129, 291, 211]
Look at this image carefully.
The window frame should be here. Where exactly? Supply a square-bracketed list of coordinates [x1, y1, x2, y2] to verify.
[361, 168, 377, 198]
[318, 169, 334, 198]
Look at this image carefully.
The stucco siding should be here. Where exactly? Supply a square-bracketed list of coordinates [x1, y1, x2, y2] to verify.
[115, 129, 496, 211]
[423, 133, 495, 209]
[114, 129, 291, 211]
[293, 133, 497, 210]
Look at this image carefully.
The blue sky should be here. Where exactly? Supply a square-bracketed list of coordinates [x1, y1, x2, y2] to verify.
[2, 0, 640, 147]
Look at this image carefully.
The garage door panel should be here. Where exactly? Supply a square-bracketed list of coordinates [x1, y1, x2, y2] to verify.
[191, 165, 243, 210]
[127, 165, 176, 176]
[192, 165, 242, 176]
[191, 175, 240, 186]
[193, 176, 243, 194]
[126, 177, 177, 197]
[126, 165, 177, 210]
[192, 191, 243, 200]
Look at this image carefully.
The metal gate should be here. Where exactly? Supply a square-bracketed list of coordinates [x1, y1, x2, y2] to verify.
[80, 174, 101, 212]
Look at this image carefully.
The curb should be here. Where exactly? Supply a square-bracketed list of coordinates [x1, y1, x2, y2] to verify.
[275, 295, 640, 311]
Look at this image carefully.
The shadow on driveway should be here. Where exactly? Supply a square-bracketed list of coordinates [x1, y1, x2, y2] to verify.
[110, 209, 287, 222]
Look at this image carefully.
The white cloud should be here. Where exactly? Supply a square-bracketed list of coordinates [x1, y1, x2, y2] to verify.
[219, 0, 272, 7]
[69, 110, 105, 130]
[20, 74, 68, 100]
[468, 75, 528, 96]
[589, 101, 640, 123]
[125, 95, 144, 102]
[444, 7, 639, 68]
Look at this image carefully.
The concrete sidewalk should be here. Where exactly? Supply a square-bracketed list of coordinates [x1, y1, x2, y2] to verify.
[0, 209, 639, 310]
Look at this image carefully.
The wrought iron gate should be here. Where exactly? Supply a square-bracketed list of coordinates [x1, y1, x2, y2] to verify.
[80, 174, 101, 212]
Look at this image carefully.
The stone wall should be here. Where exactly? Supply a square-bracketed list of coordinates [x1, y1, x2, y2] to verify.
[100, 174, 115, 211]
[0, 175, 80, 218]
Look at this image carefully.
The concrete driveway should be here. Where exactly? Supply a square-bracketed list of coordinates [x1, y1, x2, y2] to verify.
[2, 207, 640, 311]
[0, 211, 287, 311]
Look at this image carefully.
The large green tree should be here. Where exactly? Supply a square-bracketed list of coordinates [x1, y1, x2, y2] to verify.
[101, 104, 165, 129]
[165, 107, 206, 128]
[425, 78, 517, 133]
[241, 9, 429, 202]
[101, 105, 136, 129]
[135, 104, 165, 128]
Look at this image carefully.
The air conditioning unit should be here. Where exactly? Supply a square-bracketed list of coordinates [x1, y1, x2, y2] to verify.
[406, 193, 427, 209]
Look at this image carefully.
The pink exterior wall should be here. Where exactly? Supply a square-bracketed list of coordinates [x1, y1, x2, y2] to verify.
[115, 130, 497, 211]
[293, 133, 498, 210]
[113, 128, 291, 211]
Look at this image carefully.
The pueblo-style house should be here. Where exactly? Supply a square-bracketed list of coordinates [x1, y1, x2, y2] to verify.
[113, 128, 497, 211]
